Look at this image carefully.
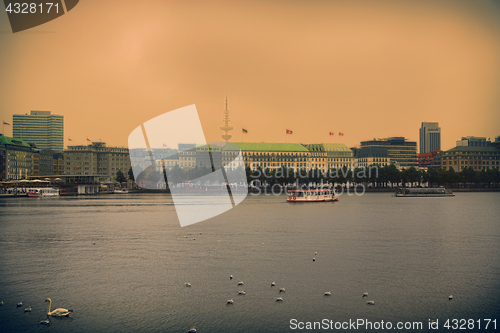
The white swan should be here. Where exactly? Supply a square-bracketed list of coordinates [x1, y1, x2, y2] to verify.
[271, 282, 276, 287]
[366, 301, 375, 305]
[279, 288, 285, 293]
[449, 295, 453, 300]
[24, 306, 32, 312]
[188, 327, 197, 333]
[230, 275, 233, 280]
[45, 298, 73, 317]
[312, 258, 316, 262]
[185, 283, 191, 287]
[238, 291, 246, 295]
[227, 299, 234, 304]
[276, 297, 283, 302]
[16, 302, 23, 308]
[363, 292, 368, 297]
[324, 292, 331, 296]
[238, 281, 244, 286]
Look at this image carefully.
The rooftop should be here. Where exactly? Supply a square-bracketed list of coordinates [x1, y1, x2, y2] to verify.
[223, 142, 309, 152]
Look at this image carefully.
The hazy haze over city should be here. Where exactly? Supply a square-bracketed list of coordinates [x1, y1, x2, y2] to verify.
[1, 0, 499, 150]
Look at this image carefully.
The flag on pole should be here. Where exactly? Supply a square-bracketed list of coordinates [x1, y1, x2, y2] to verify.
[21, 125, 27, 129]
[68, 138, 73, 141]
[329, 132, 334, 136]
[339, 132, 344, 136]
[3, 121, 10, 125]
[242, 128, 248, 133]
[87, 138, 91, 142]
[286, 129, 293, 134]
[163, 143, 167, 147]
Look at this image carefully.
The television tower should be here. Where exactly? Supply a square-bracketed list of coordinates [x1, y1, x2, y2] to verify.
[220, 97, 233, 142]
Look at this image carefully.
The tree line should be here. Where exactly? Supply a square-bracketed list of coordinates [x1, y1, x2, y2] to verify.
[128, 164, 500, 188]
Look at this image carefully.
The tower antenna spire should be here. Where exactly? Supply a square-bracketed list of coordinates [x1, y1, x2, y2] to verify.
[220, 96, 233, 143]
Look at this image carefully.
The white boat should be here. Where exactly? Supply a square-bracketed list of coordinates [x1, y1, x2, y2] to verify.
[395, 187, 455, 197]
[113, 189, 129, 194]
[287, 188, 339, 203]
[27, 188, 60, 197]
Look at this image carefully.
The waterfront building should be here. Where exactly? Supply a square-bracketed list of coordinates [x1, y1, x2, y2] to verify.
[441, 146, 500, 171]
[354, 147, 391, 168]
[322, 143, 353, 170]
[417, 149, 442, 168]
[196, 144, 223, 170]
[419, 122, 441, 154]
[222, 142, 310, 171]
[360, 137, 417, 168]
[13, 111, 64, 151]
[456, 136, 491, 147]
[178, 144, 196, 169]
[64, 142, 131, 183]
[0, 134, 33, 180]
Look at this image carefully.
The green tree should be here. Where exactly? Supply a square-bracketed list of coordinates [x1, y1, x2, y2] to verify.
[116, 170, 127, 183]
[128, 167, 135, 181]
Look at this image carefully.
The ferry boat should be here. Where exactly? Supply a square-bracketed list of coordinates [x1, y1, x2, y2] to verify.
[27, 187, 60, 197]
[395, 187, 455, 197]
[287, 188, 339, 203]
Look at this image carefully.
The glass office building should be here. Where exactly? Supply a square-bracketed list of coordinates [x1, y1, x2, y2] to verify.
[13, 111, 64, 151]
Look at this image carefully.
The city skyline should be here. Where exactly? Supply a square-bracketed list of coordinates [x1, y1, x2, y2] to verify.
[1, 0, 500, 151]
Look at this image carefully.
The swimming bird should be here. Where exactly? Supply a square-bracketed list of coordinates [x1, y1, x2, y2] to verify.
[449, 295, 453, 300]
[16, 302, 23, 308]
[192, 238, 196, 240]
[188, 327, 197, 333]
[312, 258, 316, 262]
[271, 282, 276, 287]
[238, 281, 244, 286]
[0, 301, 3, 306]
[276, 297, 283, 302]
[45, 298, 73, 317]
[238, 291, 246, 295]
[363, 292, 368, 297]
[366, 301, 375, 305]
[230, 275, 233, 280]
[324, 292, 331, 296]
[227, 299, 234, 304]
[185, 236, 188, 238]
[315, 252, 317, 255]
[39, 319, 50, 325]
[24, 306, 31, 312]
[185, 283, 191, 287]
[279, 288, 285, 293]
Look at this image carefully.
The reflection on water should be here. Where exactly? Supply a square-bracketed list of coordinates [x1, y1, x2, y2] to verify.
[0, 193, 499, 332]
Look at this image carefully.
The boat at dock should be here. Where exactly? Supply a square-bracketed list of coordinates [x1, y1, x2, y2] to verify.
[395, 187, 455, 197]
[287, 188, 339, 203]
[27, 187, 60, 197]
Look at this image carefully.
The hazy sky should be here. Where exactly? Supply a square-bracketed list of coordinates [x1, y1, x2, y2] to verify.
[1, 0, 499, 150]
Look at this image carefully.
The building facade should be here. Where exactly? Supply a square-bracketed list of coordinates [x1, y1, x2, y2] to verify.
[417, 149, 442, 168]
[360, 137, 417, 168]
[64, 142, 131, 183]
[0, 135, 33, 180]
[419, 122, 441, 153]
[13, 111, 64, 151]
[456, 136, 491, 147]
[441, 146, 500, 171]
[354, 147, 391, 168]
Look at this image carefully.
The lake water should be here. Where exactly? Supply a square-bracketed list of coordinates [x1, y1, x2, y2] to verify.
[0, 192, 499, 332]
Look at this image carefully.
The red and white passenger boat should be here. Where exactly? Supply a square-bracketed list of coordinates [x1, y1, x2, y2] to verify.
[287, 188, 339, 203]
[27, 188, 60, 197]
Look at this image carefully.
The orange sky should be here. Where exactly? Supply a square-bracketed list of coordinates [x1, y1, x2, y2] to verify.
[1, 0, 499, 150]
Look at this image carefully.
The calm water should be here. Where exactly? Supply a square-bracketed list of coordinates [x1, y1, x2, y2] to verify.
[0, 192, 499, 333]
